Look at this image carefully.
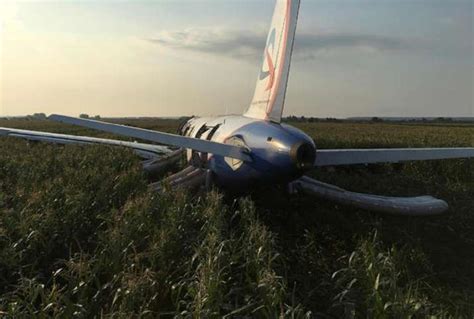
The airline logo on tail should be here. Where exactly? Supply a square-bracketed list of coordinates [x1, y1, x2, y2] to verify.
[259, 29, 276, 91]
[245, 0, 299, 123]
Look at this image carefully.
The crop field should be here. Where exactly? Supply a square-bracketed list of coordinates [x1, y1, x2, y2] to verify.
[0, 118, 473, 317]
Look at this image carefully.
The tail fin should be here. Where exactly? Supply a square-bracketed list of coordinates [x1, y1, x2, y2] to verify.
[244, 0, 301, 123]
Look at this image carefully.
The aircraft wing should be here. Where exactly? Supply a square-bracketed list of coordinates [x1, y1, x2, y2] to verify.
[315, 148, 474, 166]
[49, 114, 252, 162]
[0, 127, 170, 160]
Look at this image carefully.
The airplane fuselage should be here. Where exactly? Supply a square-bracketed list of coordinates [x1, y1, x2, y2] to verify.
[2, 0, 471, 216]
[179, 115, 316, 188]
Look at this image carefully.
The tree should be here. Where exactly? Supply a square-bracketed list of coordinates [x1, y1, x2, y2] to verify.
[32, 113, 46, 119]
[79, 114, 90, 119]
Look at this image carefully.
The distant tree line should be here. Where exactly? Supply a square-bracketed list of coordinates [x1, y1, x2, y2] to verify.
[80, 114, 101, 119]
[0, 114, 467, 124]
[283, 116, 465, 123]
[284, 116, 344, 123]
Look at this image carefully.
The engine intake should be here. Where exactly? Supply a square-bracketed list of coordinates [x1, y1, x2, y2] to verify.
[290, 141, 316, 171]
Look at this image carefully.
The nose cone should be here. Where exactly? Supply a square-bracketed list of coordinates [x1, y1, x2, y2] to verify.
[290, 141, 316, 171]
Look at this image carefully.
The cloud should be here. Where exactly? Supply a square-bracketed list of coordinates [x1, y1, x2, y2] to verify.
[149, 28, 265, 60]
[148, 27, 416, 61]
[295, 33, 413, 60]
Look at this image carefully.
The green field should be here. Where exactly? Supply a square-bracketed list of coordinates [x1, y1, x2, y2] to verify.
[0, 118, 473, 317]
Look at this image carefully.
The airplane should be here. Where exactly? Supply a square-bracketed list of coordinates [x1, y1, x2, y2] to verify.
[1, 0, 473, 216]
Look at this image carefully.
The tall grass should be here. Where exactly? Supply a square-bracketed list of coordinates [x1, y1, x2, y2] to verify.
[0, 140, 309, 317]
[0, 120, 473, 317]
[331, 232, 470, 318]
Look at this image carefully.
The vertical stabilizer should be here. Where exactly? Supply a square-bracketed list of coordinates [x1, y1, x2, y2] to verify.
[244, 0, 301, 123]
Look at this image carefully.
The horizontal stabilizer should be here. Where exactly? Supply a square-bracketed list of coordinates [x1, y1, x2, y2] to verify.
[0, 127, 169, 159]
[315, 148, 474, 166]
[49, 114, 252, 162]
[290, 176, 448, 215]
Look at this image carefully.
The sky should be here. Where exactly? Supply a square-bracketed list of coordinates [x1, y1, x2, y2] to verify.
[0, 0, 472, 118]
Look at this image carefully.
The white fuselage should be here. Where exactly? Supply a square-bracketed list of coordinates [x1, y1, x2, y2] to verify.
[179, 115, 317, 188]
